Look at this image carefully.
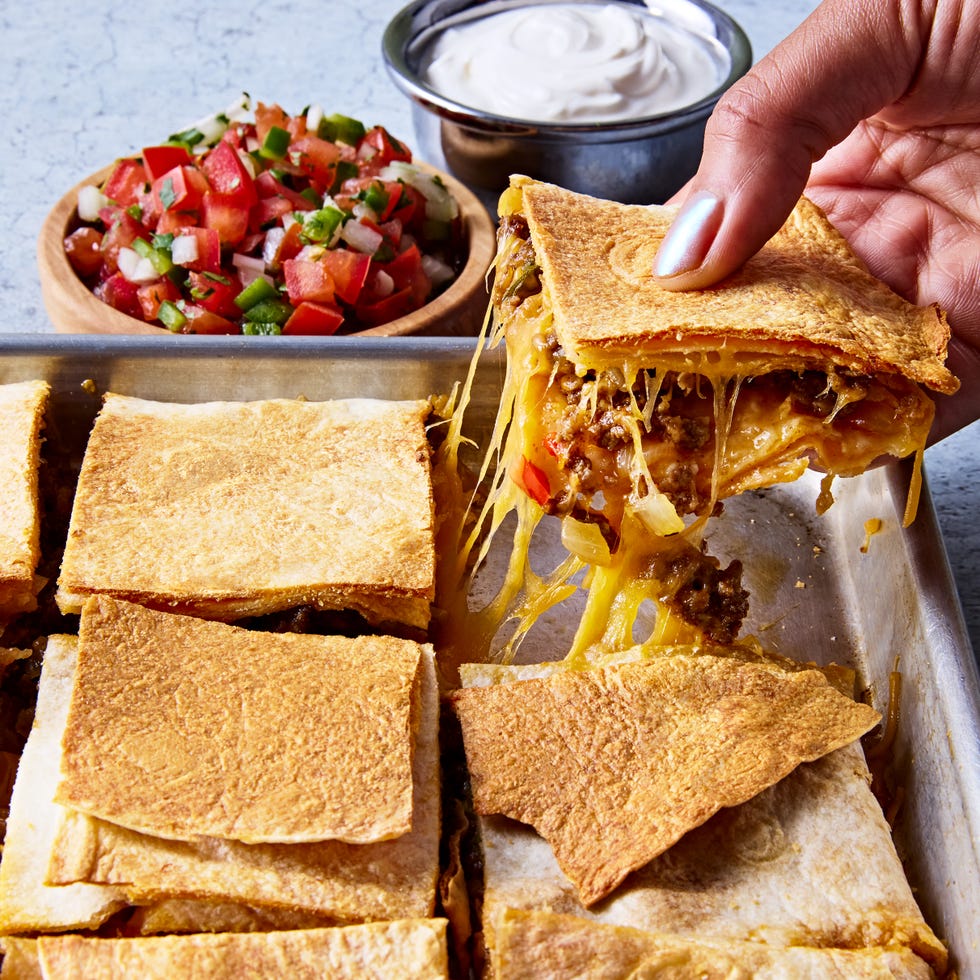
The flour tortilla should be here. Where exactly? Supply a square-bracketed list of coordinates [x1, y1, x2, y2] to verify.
[452, 652, 880, 906]
[48, 633, 441, 923]
[515, 178, 957, 393]
[0, 380, 49, 618]
[0, 635, 126, 934]
[55, 596, 422, 846]
[56, 394, 436, 629]
[463, 654, 947, 975]
[34, 920, 449, 980]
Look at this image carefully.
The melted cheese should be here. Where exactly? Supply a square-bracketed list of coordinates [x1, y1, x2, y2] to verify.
[439, 217, 935, 666]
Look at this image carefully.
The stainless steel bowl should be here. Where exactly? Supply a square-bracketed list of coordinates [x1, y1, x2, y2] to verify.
[382, 0, 751, 209]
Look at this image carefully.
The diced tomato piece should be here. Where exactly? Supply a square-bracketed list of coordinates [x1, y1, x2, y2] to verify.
[265, 222, 304, 267]
[178, 304, 239, 334]
[320, 249, 371, 305]
[381, 242, 423, 290]
[358, 126, 412, 168]
[282, 301, 344, 335]
[102, 158, 148, 208]
[136, 278, 182, 320]
[250, 195, 295, 230]
[173, 227, 221, 273]
[202, 140, 257, 207]
[254, 171, 315, 209]
[288, 136, 342, 190]
[201, 192, 249, 246]
[254, 102, 293, 142]
[94, 272, 143, 319]
[379, 217, 403, 248]
[187, 270, 242, 317]
[99, 209, 147, 273]
[152, 165, 209, 214]
[64, 227, 104, 279]
[514, 456, 551, 507]
[142, 144, 192, 182]
[390, 184, 424, 227]
[155, 209, 197, 235]
[354, 285, 414, 326]
[283, 257, 336, 305]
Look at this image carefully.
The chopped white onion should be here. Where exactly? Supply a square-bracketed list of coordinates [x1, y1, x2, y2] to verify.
[560, 517, 612, 566]
[629, 489, 685, 536]
[379, 162, 458, 222]
[340, 219, 383, 255]
[372, 269, 395, 297]
[260, 227, 285, 266]
[171, 234, 199, 267]
[306, 103, 324, 134]
[116, 247, 159, 285]
[233, 251, 269, 286]
[77, 185, 110, 222]
[421, 253, 455, 287]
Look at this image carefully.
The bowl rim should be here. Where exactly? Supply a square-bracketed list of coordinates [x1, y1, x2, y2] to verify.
[382, 0, 752, 139]
[37, 161, 496, 338]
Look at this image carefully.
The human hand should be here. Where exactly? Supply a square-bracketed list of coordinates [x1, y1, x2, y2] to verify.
[652, 0, 980, 442]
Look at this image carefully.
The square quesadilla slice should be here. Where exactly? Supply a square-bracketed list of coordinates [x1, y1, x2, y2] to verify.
[47, 598, 441, 921]
[56, 394, 436, 631]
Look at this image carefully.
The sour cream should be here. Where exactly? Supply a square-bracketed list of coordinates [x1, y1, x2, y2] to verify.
[422, 1, 731, 124]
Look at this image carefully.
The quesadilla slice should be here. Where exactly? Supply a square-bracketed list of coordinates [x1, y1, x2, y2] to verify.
[0, 380, 49, 621]
[47, 605, 442, 923]
[55, 596, 421, 846]
[446, 178, 957, 660]
[56, 394, 436, 631]
[30, 920, 449, 979]
[494, 177, 956, 537]
[452, 651, 879, 906]
[0, 635, 126, 934]
[493, 909, 936, 979]
[463, 656, 946, 976]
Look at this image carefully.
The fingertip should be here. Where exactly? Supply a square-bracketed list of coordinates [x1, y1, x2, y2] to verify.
[652, 191, 724, 281]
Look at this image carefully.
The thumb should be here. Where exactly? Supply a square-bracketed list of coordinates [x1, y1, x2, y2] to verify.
[652, 0, 921, 289]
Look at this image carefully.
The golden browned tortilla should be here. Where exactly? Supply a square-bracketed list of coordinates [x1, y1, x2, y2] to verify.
[451, 653, 879, 907]
[0, 380, 49, 619]
[55, 596, 422, 846]
[31, 920, 449, 980]
[519, 178, 957, 393]
[56, 394, 436, 628]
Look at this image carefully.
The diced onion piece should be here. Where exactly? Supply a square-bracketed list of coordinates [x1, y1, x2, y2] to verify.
[340, 219, 384, 255]
[629, 488, 685, 536]
[116, 247, 159, 284]
[171, 234, 199, 267]
[232, 251, 269, 286]
[421, 253, 455, 287]
[560, 517, 612, 566]
[306, 103, 324, 134]
[260, 227, 285, 266]
[373, 269, 395, 298]
[77, 185, 109, 222]
[379, 162, 459, 221]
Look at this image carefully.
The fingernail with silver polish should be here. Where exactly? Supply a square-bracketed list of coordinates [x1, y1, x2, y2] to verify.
[653, 192, 724, 278]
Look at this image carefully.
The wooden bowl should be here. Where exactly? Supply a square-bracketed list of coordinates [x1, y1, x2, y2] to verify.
[37, 163, 496, 337]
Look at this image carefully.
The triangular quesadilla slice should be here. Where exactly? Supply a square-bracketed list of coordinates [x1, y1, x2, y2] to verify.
[451, 652, 879, 906]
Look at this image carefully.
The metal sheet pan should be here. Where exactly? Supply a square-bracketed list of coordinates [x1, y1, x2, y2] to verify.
[1, 334, 978, 974]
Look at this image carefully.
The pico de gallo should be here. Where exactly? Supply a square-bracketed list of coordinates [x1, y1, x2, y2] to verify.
[63, 95, 467, 335]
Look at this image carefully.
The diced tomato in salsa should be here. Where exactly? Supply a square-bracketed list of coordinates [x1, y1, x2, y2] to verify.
[67, 99, 463, 335]
[142, 144, 192, 182]
[282, 301, 344, 335]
